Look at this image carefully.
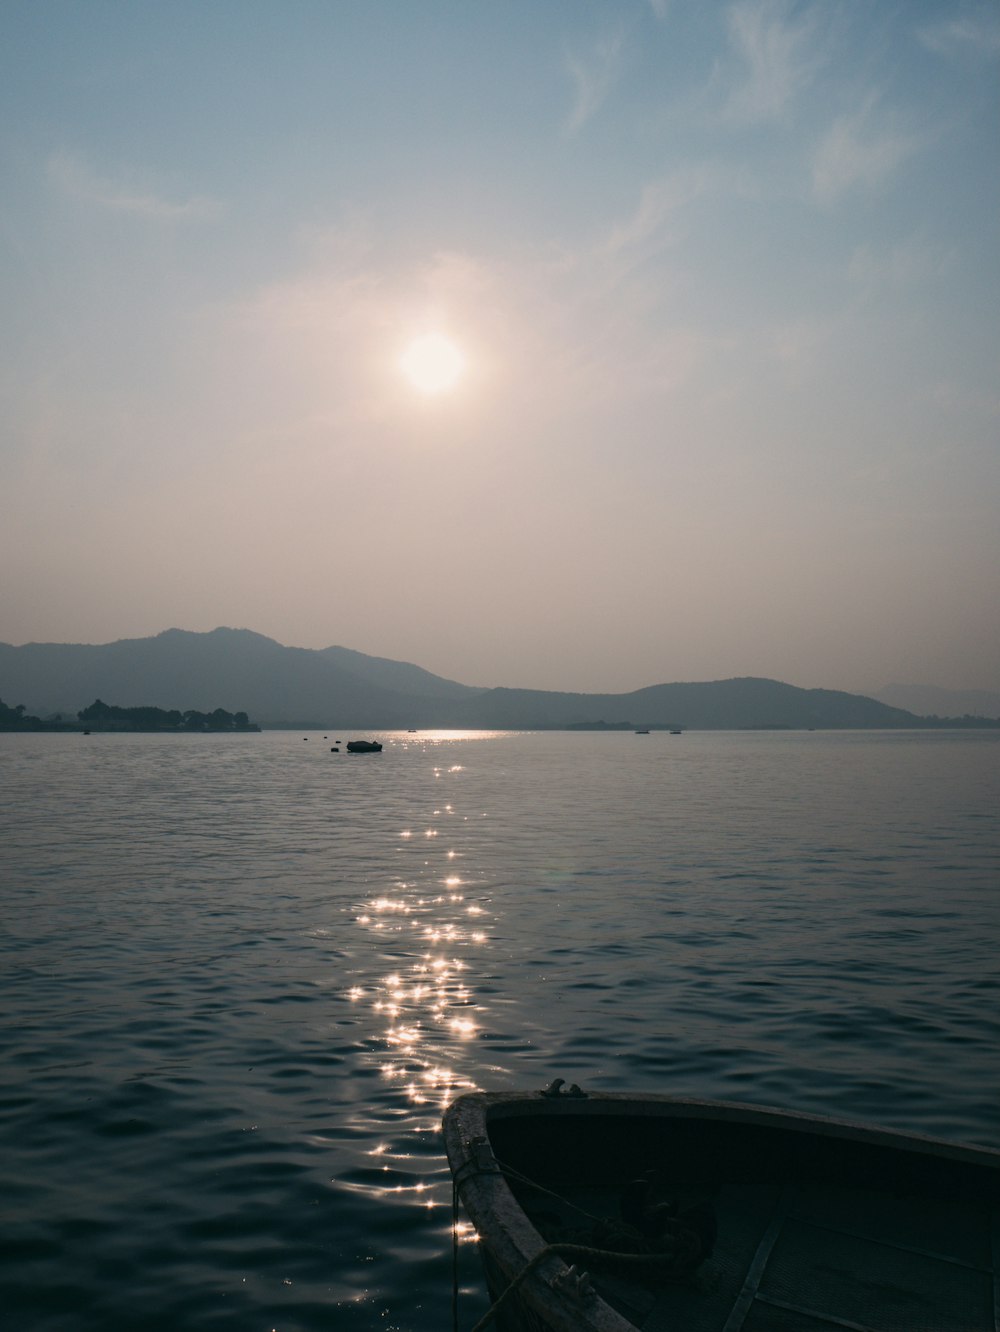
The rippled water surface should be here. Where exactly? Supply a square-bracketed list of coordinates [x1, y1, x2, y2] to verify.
[2, 728, 998, 1330]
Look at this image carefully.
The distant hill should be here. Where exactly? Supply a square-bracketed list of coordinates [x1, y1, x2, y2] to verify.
[1, 627, 996, 729]
[443, 677, 922, 730]
[316, 644, 481, 702]
[0, 628, 485, 728]
[874, 684, 1000, 720]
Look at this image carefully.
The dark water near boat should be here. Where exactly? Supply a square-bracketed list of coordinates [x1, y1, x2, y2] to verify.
[2, 729, 998, 1331]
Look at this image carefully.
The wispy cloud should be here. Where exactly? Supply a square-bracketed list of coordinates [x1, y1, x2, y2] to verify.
[721, 0, 822, 123]
[564, 31, 625, 133]
[47, 151, 221, 221]
[848, 236, 956, 289]
[918, 10, 1000, 60]
[812, 96, 922, 202]
[766, 315, 836, 371]
[603, 167, 716, 257]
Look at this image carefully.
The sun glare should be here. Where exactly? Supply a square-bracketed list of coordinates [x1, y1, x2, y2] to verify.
[400, 333, 466, 396]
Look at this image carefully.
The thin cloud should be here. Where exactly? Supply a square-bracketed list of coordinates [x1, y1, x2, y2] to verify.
[721, 0, 822, 123]
[564, 31, 625, 133]
[47, 151, 221, 221]
[918, 11, 1000, 60]
[767, 315, 836, 370]
[848, 236, 956, 289]
[604, 167, 715, 257]
[812, 96, 922, 202]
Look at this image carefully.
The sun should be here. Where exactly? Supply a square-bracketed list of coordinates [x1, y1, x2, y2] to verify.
[399, 333, 466, 396]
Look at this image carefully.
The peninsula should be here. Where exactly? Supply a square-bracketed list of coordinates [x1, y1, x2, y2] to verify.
[0, 696, 260, 733]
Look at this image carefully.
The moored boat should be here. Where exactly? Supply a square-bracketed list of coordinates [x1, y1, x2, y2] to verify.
[345, 739, 382, 753]
[443, 1086, 1000, 1332]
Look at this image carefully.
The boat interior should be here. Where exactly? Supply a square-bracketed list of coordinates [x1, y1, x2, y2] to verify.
[484, 1106, 999, 1332]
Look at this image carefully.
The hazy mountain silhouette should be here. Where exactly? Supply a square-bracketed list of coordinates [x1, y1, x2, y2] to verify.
[1, 626, 989, 729]
[316, 644, 482, 702]
[444, 678, 919, 730]
[0, 628, 480, 727]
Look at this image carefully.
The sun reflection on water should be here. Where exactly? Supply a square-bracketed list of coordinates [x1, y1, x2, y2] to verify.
[347, 755, 494, 1115]
[336, 737, 503, 1230]
[362, 947, 480, 1096]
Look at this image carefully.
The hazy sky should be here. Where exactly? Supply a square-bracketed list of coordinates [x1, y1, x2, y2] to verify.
[2, 1, 998, 694]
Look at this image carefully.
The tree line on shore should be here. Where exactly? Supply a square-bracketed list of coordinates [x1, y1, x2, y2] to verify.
[0, 698, 258, 732]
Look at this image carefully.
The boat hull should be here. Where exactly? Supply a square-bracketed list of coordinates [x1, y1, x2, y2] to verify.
[443, 1091, 1000, 1332]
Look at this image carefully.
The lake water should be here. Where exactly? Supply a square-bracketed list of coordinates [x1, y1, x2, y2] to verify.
[2, 728, 998, 1331]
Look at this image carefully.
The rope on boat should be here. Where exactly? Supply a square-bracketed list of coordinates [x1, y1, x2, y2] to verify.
[466, 1241, 687, 1332]
[492, 1157, 606, 1225]
[452, 1155, 711, 1332]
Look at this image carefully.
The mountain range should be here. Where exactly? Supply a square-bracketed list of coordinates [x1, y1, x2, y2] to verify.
[1, 627, 996, 729]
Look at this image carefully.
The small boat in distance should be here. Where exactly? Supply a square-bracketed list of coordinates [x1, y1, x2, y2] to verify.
[345, 739, 382, 753]
[443, 1087, 1000, 1332]
[635, 729, 650, 734]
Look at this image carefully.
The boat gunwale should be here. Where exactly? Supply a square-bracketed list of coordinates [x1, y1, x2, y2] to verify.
[442, 1091, 1000, 1332]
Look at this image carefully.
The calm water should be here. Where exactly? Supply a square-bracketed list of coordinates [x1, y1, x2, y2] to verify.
[2, 729, 998, 1331]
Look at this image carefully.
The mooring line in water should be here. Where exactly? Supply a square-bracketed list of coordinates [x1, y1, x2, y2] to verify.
[452, 1176, 461, 1332]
